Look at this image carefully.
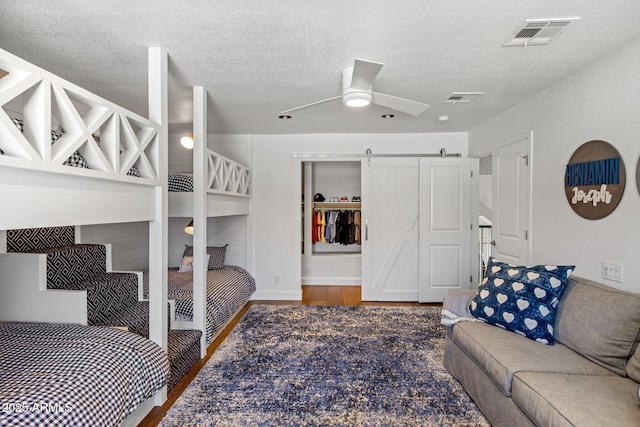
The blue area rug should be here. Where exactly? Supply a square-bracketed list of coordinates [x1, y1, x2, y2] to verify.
[161, 305, 489, 426]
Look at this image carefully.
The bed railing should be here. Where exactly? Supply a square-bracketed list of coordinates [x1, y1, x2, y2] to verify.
[207, 149, 251, 197]
[0, 48, 160, 184]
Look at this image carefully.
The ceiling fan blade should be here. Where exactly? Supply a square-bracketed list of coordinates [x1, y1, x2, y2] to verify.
[280, 95, 342, 114]
[350, 59, 384, 90]
[372, 92, 430, 116]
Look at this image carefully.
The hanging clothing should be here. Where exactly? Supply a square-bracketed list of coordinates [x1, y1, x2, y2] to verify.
[313, 207, 361, 246]
[325, 210, 337, 243]
[317, 210, 326, 243]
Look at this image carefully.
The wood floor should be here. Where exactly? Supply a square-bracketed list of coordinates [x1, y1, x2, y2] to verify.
[138, 285, 439, 426]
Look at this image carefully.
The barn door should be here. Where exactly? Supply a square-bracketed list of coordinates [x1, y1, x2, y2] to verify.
[361, 157, 420, 301]
[419, 158, 478, 302]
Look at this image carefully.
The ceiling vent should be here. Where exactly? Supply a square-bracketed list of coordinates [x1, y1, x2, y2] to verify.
[503, 18, 579, 47]
[442, 92, 484, 104]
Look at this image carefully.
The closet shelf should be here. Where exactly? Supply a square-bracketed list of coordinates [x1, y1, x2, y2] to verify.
[313, 202, 361, 210]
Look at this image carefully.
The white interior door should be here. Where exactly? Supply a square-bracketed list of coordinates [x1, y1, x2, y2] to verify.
[419, 158, 478, 302]
[492, 134, 531, 265]
[361, 157, 419, 301]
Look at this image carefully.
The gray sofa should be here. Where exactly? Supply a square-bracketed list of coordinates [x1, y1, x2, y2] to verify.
[443, 275, 640, 426]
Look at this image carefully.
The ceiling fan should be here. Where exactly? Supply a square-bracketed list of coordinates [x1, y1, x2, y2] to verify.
[280, 58, 430, 116]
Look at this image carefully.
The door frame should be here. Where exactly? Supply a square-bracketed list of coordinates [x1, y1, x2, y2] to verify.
[298, 156, 362, 289]
[474, 131, 533, 265]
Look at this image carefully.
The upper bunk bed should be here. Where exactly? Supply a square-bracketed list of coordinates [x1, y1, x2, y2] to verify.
[0, 46, 170, 423]
[0, 47, 163, 230]
[167, 147, 251, 218]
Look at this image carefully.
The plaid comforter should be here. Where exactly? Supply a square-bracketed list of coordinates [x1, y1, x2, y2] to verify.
[0, 323, 168, 427]
[145, 266, 255, 343]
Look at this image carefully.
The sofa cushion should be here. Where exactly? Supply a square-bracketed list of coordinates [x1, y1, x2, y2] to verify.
[554, 276, 640, 377]
[469, 258, 573, 344]
[628, 344, 640, 383]
[512, 372, 640, 427]
[451, 321, 616, 396]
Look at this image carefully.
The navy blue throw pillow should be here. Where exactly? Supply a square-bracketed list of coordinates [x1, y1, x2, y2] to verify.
[469, 257, 574, 345]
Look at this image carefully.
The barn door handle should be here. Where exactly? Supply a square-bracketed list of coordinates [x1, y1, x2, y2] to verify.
[365, 219, 368, 241]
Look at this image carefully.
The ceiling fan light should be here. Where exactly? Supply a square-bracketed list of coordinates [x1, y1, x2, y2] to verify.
[343, 91, 372, 108]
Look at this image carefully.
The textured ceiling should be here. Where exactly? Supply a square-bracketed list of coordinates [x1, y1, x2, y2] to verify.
[2, 1, 640, 135]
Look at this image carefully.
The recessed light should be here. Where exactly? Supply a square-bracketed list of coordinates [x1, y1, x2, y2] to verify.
[278, 115, 292, 120]
[381, 114, 395, 119]
[437, 115, 450, 123]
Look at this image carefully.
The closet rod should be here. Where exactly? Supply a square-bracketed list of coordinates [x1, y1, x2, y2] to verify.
[292, 148, 462, 159]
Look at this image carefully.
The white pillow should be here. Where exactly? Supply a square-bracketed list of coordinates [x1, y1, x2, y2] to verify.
[178, 255, 210, 272]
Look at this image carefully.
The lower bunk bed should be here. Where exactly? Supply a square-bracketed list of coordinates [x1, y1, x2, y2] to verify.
[144, 264, 256, 344]
[0, 322, 168, 427]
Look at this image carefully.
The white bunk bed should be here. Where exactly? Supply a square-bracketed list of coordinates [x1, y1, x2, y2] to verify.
[0, 46, 168, 426]
[167, 148, 251, 217]
[166, 87, 254, 357]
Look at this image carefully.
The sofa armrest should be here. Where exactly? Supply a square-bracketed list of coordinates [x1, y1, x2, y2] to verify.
[441, 289, 478, 326]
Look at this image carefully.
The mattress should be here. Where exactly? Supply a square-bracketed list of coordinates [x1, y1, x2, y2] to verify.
[145, 265, 256, 343]
[0, 322, 168, 426]
[168, 172, 193, 192]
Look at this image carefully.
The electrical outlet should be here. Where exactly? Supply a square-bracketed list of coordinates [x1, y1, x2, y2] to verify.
[273, 274, 281, 285]
[602, 261, 623, 283]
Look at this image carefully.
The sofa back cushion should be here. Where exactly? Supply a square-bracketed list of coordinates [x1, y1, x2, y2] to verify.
[627, 346, 640, 383]
[554, 276, 640, 377]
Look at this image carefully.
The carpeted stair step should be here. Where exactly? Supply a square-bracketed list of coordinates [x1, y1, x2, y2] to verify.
[167, 329, 202, 391]
[90, 300, 150, 338]
[61, 272, 139, 325]
[33, 244, 107, 290]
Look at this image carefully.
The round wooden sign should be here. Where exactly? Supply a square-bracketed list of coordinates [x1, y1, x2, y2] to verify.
[564, 140, 625, 220]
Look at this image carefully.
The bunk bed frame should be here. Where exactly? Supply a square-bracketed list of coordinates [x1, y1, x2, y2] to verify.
[168, 87, 253, 356]
[168, 149, 251, 217]
[0, 46, 169, 426]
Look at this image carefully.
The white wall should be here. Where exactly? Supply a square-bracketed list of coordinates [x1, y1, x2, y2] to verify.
[168, 216, 247, 268]
[312, 162, 361, 200]
[81, 222, 149, 271]
[251, 133, 468, 299]
[469, 37, 640, 293]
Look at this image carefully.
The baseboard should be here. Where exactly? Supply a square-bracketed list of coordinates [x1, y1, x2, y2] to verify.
[251, 289, 302, 300]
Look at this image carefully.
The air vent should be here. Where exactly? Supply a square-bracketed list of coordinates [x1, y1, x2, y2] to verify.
[504, 18, 579, 47]
[442, 92, 484, 104]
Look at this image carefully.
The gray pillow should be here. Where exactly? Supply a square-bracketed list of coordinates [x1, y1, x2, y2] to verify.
[182, 244, 227, 270]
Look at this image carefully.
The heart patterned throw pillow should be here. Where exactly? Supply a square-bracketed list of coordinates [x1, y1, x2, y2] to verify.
[469, 257, 574, 345]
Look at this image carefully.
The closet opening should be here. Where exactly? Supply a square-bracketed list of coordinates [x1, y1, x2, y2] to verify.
[301, 161, 362, 286]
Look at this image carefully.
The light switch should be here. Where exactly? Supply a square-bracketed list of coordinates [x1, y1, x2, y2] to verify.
[602, 261, 623, 283]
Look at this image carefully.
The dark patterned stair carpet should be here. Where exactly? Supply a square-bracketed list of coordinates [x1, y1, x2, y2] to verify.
[37, 244, 107, 289]
[167, 329, 202, 391]
[90, 301, 150, 338]
[62, 272, 139, 324]
[160, 305, 489, 427]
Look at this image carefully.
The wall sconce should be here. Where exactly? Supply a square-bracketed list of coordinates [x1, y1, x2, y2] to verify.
[184, 219, 194, 235]
[180, 134, 194, 149]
